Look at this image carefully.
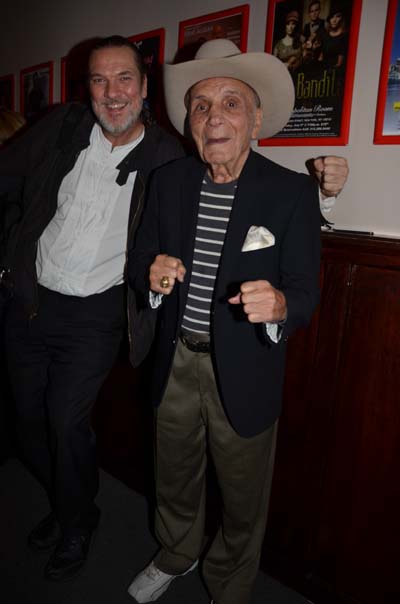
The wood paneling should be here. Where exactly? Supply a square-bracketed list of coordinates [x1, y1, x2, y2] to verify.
[263, 234, 400, 604]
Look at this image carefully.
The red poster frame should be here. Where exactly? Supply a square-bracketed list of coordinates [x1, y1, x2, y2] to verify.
[374, 0, 400, 144]
[128, 27, 165, 63]
[178, 5, 250, 51]
[20, 61, 53, 117]
[261, 0, 362, 146]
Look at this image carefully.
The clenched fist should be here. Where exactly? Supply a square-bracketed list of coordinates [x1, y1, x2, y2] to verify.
[228, 280, 287, 323]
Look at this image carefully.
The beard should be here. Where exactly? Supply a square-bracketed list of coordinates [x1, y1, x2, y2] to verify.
[92, 99, 143, 136]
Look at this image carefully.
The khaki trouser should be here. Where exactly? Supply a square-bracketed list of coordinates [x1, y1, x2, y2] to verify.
[153, 339, 277, 604]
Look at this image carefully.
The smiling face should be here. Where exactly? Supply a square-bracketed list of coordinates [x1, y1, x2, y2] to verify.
[187, 77, 263, 183]
[89, 45, 147, 146]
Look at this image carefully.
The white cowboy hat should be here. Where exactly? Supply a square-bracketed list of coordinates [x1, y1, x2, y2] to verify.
[163, 38, 295, 139]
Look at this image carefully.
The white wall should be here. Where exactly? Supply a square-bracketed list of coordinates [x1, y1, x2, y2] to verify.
[0, 0, 398, 235]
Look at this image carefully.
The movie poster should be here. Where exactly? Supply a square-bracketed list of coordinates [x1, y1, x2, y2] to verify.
[263, 0, 361, 145]
[130, 29, 165, 121]
[178, 6, 249, 53]
[381, 1, 400, 137]
[20, 63, 53, 121]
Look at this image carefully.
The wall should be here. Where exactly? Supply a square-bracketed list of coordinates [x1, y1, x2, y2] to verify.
[0, 0, 398, 235]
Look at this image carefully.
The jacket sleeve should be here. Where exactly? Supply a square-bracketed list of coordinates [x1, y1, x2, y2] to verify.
[127, 169, 163, 307]
[279, 175, 321, 340]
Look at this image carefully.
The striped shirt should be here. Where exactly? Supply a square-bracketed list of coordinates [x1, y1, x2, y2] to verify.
[181, 174, 237, 335]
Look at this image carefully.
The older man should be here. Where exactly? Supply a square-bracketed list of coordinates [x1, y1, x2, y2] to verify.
[127, 39, 345, 604]
[0, 36, 183, 581]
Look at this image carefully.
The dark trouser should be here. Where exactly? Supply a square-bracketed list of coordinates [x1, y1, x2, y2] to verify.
[154, 339, 277, 604]
[5, 285, 125, 533]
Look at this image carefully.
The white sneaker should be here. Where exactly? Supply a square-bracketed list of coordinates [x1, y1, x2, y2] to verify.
[127, 559, 198, 602]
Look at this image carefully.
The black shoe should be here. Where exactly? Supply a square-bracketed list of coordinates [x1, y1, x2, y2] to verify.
[44, 529, 96, 581]
[28, 513, 61, 552]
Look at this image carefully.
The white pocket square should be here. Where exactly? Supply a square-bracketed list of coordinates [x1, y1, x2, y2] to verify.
[241, 225, 275, 252]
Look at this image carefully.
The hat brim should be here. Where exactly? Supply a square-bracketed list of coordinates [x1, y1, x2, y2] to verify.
[163, 52, 295, 139]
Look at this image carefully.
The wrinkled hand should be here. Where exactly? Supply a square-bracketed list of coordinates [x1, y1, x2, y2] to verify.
[313, 155, 349, 198]
[228, 280, 287, 323]
[150, 254, 186, 295]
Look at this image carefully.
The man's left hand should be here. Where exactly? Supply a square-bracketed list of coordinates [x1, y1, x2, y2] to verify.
[313, 155, 349, 198]
[228, 280, 287, 323]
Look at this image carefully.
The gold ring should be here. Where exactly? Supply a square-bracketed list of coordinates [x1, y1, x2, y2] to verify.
[160, 276, 170, 289]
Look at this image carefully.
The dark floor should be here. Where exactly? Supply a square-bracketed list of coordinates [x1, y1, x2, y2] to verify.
[0, 457, 312, 604]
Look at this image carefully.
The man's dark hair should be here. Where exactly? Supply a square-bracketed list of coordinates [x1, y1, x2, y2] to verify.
[90, 35, 146, 81]
[309, 0, 321, 10]
[89, 35, 154, 126]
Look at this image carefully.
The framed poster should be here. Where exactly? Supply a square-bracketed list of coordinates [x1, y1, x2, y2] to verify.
[20, 61, 53, 120]
[261, 0, 362, 146]
[374, 0, 400, 144]
[178, 5, 250, 53]
[0, 74, 15, 110]
[129, 28, 165, 120]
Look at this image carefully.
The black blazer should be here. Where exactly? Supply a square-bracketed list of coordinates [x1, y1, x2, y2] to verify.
[0, 103, 183, 364]
[129, 151, 321, 437]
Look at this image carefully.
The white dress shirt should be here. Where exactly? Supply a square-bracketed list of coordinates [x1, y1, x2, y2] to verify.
[36, 124, 144, 297]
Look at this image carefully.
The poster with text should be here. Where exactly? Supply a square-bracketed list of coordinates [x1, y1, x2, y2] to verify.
[178, 5, 249, 57]
[261, 0, 362, 146]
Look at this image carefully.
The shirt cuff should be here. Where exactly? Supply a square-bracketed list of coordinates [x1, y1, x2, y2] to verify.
[319, 189, 336, 212]
[265, 322, 284, 343]
[149, 291, 163, 309]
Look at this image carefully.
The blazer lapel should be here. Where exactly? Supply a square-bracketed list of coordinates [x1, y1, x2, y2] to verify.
[215, 151, 271, 298]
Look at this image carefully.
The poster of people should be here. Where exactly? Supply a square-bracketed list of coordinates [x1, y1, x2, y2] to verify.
[374, 0, 400, 143]
[129, 29, 165, 121]
[262, 0, 362, 145]
[0, 75, 14, 110]
[178, 5, 249, 53]
[20, 62, 53, 121]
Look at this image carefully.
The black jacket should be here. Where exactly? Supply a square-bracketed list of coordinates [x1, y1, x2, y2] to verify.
[0, 103, 183, 364]
[129, 152, 321, 437]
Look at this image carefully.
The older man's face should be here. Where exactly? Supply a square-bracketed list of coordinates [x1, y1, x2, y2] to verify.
[89, 46, 147, 146]
[188, 77, 262, 182]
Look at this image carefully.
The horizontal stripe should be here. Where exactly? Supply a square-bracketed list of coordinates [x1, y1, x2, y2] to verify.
[182, 315, 210, 326]
[188, 293, 212, 302]
[199, 202, 232, 210]
[197, 225, 226, 233]
[190, 281, 214, 289]
[201, 191, 235, 199]
[193, 260, 218, 268]
[198, 213, 229, 222]
[194, 248, 221, 257]
[195, 236, 224, 245]
[192, 271, 215, 281]
[181, 325, 209, 334]
[185, 304, 210, 314]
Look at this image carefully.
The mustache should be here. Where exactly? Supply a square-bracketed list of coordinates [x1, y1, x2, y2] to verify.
[100, 100, 129, 107]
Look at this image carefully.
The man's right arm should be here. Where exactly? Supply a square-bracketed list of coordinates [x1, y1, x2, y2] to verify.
[0, 105, 71, 197]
